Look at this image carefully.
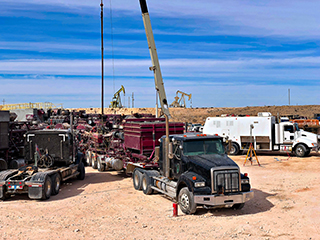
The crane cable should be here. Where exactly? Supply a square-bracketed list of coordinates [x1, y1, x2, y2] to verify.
[109, 0, 115, 93]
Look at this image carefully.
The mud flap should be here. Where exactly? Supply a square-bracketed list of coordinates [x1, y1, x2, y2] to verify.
[28, 186, 43, 199]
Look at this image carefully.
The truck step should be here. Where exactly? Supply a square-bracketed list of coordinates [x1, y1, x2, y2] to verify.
[151, 186, 176, 199]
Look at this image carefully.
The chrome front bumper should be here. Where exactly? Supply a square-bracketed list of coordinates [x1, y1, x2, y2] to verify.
[194, 191, 254, 206]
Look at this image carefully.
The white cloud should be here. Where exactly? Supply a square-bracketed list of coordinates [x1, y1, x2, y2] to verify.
[2, 0, 320, 38]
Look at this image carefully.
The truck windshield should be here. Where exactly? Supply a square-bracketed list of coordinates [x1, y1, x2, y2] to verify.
[183, 139, 225, 156]
[293, 123, 300, 131]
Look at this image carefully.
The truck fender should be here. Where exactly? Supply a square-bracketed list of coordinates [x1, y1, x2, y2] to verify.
[177, 172, 206, 198]
[293, 139, 315, 149]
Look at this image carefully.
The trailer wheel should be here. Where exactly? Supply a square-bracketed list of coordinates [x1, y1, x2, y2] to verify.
[133, 169, 142, 190]
[77, 162, 85, 180]
[86, 151, 92, 166]
[178, 187, 197, 214]
[51, 173, 61, 195]
[42, 175, 52, 200]
[97, 156, 105, 172]
[230, 143, 240, 155]
[232, 203, 245, 210]
[295, 144, 307, 157]
[142, 173, 153, 195]
[92, 156, 98, 169]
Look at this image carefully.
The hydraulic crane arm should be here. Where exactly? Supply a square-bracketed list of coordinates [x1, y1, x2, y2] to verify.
[139, 0, 170, 118]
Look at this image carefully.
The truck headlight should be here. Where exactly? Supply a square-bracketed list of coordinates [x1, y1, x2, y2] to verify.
[241, 179, 249, 184]
[194, 182, 205, 188]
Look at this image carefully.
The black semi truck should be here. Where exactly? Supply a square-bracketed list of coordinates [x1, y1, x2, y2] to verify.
[132, 133, 254, 214]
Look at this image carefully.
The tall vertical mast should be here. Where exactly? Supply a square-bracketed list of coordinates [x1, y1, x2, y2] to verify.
[100, 0, 104, 117]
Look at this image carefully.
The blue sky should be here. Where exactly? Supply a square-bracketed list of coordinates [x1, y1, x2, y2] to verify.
[0, 0, 319, 108]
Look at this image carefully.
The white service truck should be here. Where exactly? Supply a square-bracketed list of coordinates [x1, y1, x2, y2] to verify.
[203, 112, 318, 157]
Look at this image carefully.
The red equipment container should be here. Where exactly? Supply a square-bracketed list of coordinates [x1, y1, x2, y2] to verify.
[123, 119, 184, 157]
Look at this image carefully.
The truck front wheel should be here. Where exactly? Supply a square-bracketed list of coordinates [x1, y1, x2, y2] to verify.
[178, 187, 197, 214]
[230, 143, 240, 155]
[295, 144, 307, 157]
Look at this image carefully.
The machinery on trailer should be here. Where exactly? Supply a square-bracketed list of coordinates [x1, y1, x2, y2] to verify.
[203, 112, 319, 157]
[0, 129, 85, 200]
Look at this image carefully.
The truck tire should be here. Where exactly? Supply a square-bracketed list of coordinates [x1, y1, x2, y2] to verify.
[178, 187, 197, 214]
[77, 162, 85, 180]
[97, 156, 105, 172]
[92, 155, 98, 169]
[86, 151, 92, 166]
[133, 168, 142, 191]
[51, 173, 61, 195]
[232, 203, 245, 210]
[295, 144, 307, 157]
[42, 175, 52, 200]
[230, 143, 240, 155]
[141, 173, 153, 195]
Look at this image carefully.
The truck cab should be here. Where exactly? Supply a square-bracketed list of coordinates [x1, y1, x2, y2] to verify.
[157, 133, 253, 214]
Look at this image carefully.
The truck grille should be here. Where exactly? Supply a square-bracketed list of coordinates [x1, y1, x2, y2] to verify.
[211, 168, 240, 194]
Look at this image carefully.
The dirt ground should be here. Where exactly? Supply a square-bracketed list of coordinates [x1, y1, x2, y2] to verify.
[0, 152, 319, 240]
[73, 104, 320, 124]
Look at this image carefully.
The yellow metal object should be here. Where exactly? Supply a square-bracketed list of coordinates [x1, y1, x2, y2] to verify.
[110, 85, 125, 108]
[244, 143, 260, 166]
[0, 102, 62, 110]
[170, 90, 192, 108]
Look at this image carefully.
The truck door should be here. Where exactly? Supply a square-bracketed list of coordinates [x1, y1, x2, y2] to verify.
[283, 125, 294, 143]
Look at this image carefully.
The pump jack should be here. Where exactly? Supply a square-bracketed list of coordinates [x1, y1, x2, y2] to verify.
[109, 85, 125, 108]
[170, 90, 192, 108]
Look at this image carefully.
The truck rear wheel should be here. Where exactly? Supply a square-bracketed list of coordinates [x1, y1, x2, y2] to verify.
[42, 175, 52, 200]
[141, 173, 153, 195]
[133, 169, 142, 190]
[230, 143, 240, 155]
[295, 144, 307, 157]
[51, 173, 61, 195]
[178, 187, 197, 214]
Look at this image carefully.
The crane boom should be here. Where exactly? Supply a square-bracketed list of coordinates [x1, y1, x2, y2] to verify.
[139, 0, 170, 118]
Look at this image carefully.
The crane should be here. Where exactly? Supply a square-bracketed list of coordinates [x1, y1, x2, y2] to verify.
[139, 0, 170, 177]
[170, 90, 192, 108]
[109, 85, 125, 108]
